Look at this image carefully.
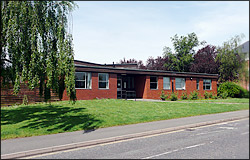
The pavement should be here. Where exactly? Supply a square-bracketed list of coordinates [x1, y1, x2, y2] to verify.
[1, 109, 249, 159]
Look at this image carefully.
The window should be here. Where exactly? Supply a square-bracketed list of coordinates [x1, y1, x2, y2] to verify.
[75, 72, 91, 89]
[196, 79, 199, 90]
[163, 77, 170, 90]
[203, 79, 211, 90]
[99, 73, 109, 89]
[150, 76, 158, 89]
[175, 78, 185, 90]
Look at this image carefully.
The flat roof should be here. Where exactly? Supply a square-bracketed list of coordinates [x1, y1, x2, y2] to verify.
[74, 64, 219, 79]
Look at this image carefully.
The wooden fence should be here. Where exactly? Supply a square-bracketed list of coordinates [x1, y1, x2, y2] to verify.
[1, 83, 59, 107]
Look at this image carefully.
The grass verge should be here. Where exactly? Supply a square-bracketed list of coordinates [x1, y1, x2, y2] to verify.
[1, 99, 249, 140]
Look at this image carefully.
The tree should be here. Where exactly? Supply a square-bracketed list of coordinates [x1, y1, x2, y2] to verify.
[1, 1, 78, 102]
[190, 45, 219, 74]
[163, 32, 206, 72]
[145, 56, 168, 70]
[216, 34, 245, 82]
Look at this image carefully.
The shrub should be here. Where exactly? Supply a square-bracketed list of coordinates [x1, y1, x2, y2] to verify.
[204, 91, 209, 99]
[238, 86, 249, 98]
[189, 90, 199, 100]
[181, 92, 188, 100]
[219, 92, 228, 99]
[22, 95, 28, 105]
[170, 92, 178, 101]
[208, 92, 213, 98]
[218, 81, 248, 98]
[212, 95, 218, 99]
[160, 90, 168, 100]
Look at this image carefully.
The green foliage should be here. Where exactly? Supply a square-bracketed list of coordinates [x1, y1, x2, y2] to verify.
[205, 91, 213, 99]
[219, 92, 228, 99]
[170, 92, 178, 101]
[218, 81, 248, 98]
[22, 95, 28, 105]
[209, 92, 213, 99]
[181, 92, 188, 100]
[216, 34, 245, 82]
[212, 95, 218, 99]
[1, 1, 78, 102]
[163, 32, 206, 72]
[239, 89, 249, 98]
[204, 91, 209, 99]
[160, 90, 168, 100]
[189, 90, 199, 100]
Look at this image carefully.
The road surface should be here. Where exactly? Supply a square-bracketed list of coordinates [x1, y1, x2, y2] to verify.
[26, 118, 249, 159]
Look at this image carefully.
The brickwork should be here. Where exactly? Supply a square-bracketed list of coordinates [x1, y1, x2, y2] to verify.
[140, 76, 217, 99]
[1, 83, 59, 107]
[62, 73, 117, 100]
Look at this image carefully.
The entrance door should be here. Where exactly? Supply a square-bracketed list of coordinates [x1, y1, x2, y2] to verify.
[117, 75, 136, 99]
[117, 76, 122, 99]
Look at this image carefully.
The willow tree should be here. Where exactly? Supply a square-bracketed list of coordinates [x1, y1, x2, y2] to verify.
[1, 1, 77, 102]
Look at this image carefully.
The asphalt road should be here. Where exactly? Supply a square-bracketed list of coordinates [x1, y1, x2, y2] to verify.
[26, 118, 249, 159]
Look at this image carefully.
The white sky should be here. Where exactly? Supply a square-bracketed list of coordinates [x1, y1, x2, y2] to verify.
[72, 1, 249, 64]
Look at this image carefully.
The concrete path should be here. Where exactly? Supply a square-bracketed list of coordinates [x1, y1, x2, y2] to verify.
[1, 110, 249, 159]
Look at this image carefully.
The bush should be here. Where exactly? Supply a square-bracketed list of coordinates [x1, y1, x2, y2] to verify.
[212, 95, 218, 99]
[218, 81, 248, 98]
[189, 90, 199, 100]
[204, 91, 209, 99]
[181, 92, 188, 100]
[22, 95, 28, 105]
[209, 92, 213, 98]
[219, 92, 228, 99]
[160, 90, 168, 100]
[239, 87, 249, 98]
[170, 92, 178, 101]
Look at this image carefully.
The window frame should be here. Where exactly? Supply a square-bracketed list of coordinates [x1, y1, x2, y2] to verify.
[150, 76, 158, 90]
[175, 78, 186, 90]
[75, 72, 92, 89]
[203, 79, 212, 90]
[163, 77, 171, 90]
[98, 73, 109, 89]
[196, 78, 199, 90]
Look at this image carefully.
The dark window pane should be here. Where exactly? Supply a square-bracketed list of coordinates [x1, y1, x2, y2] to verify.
[75, 81, 85, 88]
[150, 83, 157, 89]
[99, 82, 107, 88]
[99, 74, 107, 81]
[150, 77, 157, 83]
[206, 85, 211, 90]
[75, 72, 85, 80]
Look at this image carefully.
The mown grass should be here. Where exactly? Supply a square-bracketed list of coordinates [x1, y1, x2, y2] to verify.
[1, 99, 249, 140]
[178, 98, 249, 103]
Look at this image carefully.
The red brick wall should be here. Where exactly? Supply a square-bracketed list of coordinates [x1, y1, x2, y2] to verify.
[141, 76, 217, 99]
[62, 73, 117, 100]
[134, 75, 146, 98]
[62, 73, 217, 100]
[1, 83, 59, 107]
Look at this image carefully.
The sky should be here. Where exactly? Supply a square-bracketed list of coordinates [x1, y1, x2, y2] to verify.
[71, 1, 249, 64]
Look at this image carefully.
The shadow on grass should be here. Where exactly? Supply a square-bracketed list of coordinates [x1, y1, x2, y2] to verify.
[1, 104, 102, 133]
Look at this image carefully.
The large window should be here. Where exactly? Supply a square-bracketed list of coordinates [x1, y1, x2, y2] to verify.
[196, 79, 199, 90]
[99, 73, 109, 89]
[175, 78, 185, 90]
[75, 72, 91, 89]
[163, 77, 170, 90]
[203, 79, 211, 90]
[150, 76, 158, 89]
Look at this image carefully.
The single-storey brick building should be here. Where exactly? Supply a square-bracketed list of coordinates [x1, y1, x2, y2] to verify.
[62, 60, 219, 100]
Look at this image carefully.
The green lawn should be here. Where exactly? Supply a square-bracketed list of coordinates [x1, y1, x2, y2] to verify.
[176, 98, 249, 103]
[1, 98, 249, 140]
